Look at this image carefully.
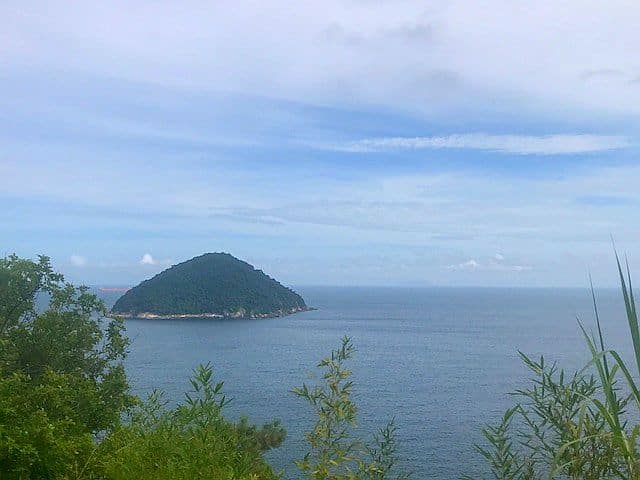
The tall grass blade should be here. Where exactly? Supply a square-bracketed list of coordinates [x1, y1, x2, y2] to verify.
[627, 256, 638, 320]
[578, 320, 623, 433]
[590, 273, 610, 377]
[616, 251, 640, 378]
[610, 351, 640, 410]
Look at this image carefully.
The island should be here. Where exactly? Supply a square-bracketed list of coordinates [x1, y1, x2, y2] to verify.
[110, 253, 311, 319]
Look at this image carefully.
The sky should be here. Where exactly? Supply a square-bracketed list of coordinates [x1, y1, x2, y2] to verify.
[1, 0, 640, 287]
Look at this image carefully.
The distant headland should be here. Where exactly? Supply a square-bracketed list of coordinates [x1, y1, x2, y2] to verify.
[110, 253, 311, 319]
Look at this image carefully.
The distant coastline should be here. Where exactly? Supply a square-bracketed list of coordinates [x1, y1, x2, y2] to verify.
[99, 287, 130, 293]
[110, 305, 314, 320]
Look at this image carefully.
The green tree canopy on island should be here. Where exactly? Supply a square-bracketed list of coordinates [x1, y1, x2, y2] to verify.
[111, 252, 308, 318]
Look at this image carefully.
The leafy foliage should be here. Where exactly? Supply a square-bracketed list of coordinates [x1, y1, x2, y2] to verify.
[98, 363, 285, 480]
[468, 356, 623, 480]
[471, 254, 640, 480]
[0, 254, 133, 478]
[466, 407, 534, 480]
[0, 254, 63, 335]
[0, 369, 98, 479]
[0, 254, 286, 480]
[111, 252, 307, 317]
[294, 336, 409, 480]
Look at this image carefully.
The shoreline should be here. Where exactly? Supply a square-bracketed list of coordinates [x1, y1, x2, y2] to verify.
[109, 306, 315, 320]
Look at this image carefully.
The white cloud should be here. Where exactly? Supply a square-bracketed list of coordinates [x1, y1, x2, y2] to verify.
[447, 256, 532, 272]
[3, 1, 640, 118]
[507, 265, 532, 272]
[139, 253, 173, 267]
[324, 134, 632, 155]
[3, 149, 640, 286]
[140, 253, 157, 265]
[447, 259, 479, 271]
[70, 254, 87, 267]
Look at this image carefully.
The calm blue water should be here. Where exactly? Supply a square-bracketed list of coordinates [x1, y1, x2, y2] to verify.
[100, 287, 631, 479]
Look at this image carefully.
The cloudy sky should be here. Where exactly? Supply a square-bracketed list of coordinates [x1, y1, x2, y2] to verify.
[2, 1, 639, 286]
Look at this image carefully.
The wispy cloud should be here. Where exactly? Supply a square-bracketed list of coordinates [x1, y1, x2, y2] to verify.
[321, 134, 632, 155]
[4, 1, 640, 118]
[580, 69, 625, 81]
[446, 259, 480, 271]
[447, 255, 531, 272]
[575, 195, 638, 206]
[70, 254, 87, 267]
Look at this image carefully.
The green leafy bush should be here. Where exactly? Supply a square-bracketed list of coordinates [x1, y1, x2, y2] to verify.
[0, 369, 98, 479]
[98, 363, 285, 480]
[0, 254, 285, 480]
[471, 255, 640, 479]
[0, 255, 133, 479]
[294, 336, 409, 480]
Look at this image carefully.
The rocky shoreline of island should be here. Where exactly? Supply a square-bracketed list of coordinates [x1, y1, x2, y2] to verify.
[110, 305, 315, 320]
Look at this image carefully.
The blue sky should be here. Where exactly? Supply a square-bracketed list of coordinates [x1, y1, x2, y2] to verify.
[2, 1, 640, 287]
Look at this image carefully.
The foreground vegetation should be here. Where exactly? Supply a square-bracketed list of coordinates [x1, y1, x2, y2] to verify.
[0, 254, 402, 479]
[470, 254, 640, 479]
[3, 252, 640, 479]
[0, 255, 285, 479]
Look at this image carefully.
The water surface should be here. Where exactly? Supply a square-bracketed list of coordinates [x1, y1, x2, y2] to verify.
[100, 287, 630, 478]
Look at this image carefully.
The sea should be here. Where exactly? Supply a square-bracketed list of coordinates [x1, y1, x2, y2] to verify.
[98, 286, 632, 479]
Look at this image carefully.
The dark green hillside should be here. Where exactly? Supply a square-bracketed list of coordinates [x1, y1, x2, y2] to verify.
[111, 253, 308, 318]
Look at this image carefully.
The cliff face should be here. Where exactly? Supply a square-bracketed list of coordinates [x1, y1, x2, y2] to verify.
[111, 253, 308, 318]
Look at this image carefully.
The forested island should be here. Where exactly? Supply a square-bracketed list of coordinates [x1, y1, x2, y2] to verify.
[110, 252, 309, 319]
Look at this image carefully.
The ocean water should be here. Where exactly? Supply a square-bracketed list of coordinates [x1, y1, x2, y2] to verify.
[99, 287, 632, 479]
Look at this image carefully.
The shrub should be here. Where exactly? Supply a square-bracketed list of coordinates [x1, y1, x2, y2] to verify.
[294, 336, 409, 480]
[98, 363, 285, 480]
[0, 254, 284, 480]
[0, 255, 133, 478]
[471, 255, 640, 479]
